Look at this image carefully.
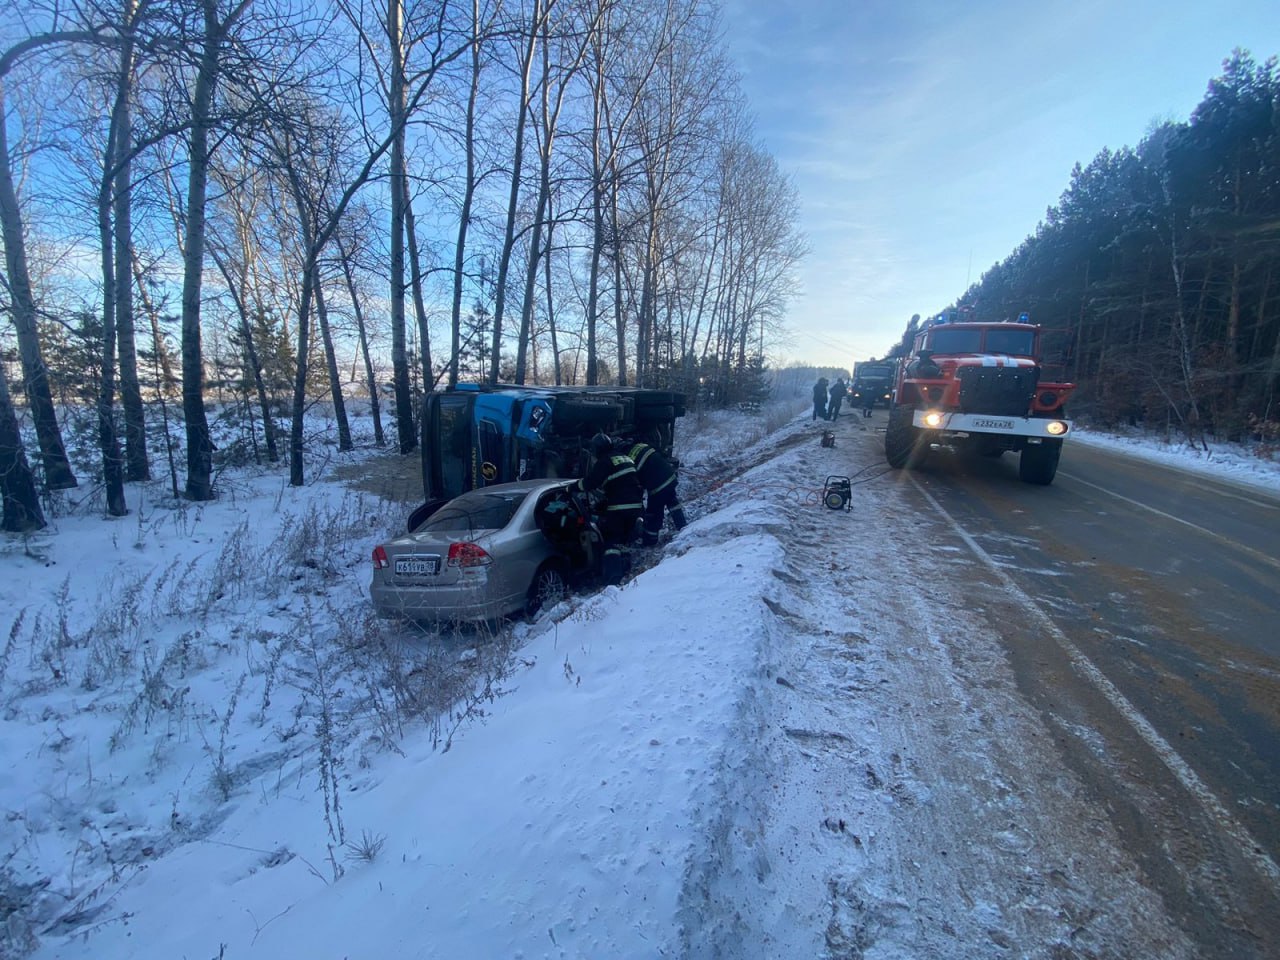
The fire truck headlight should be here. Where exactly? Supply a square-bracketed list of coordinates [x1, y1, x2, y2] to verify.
[1046, 420, 1068, 436]
[923, 411, 944, 428]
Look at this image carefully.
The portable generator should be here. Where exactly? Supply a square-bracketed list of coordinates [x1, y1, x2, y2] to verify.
[823, 475, 851, 511]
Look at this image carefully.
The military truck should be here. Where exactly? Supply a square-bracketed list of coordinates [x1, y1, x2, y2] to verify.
[883, 317, 1074, 485]
[850, 360, 896, 412]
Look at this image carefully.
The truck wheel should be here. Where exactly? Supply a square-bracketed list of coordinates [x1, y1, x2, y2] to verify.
[1019, 440, 1062, 485]
[885, 407, 923, 468]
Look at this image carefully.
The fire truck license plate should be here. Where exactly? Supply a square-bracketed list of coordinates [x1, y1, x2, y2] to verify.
[974, 418, 1015, 430]
[395, 556, 439, 576]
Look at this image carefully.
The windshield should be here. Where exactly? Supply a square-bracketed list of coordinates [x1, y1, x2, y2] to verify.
[927, 326, 1036, 356]
[855, 364, 894, 381]
[927, 328, 984, 353]
[983, 327, 1037, 356]
[419, 490, 530, 533]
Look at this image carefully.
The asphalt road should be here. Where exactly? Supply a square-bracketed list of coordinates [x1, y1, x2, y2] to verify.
[878, 424, 1280, 958]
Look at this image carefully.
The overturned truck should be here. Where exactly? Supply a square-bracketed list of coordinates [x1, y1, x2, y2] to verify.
[416, 384, 685, 521]
[884, 318, 1074, 485]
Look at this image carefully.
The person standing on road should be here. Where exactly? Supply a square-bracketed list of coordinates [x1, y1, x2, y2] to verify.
[627, 430, 688, 546]
[827, 378, 848, 420]
[812, 377, 829, 421]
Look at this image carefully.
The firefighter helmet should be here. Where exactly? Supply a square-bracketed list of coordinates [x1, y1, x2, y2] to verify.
[589, 432, 614, 456]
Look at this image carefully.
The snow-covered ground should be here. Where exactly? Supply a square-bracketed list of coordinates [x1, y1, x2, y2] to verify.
[2, 408, 1276, 959]
[1069, 424, 1280, 492]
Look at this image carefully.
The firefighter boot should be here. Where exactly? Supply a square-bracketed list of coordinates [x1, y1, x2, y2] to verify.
[669, 503, 688, 530]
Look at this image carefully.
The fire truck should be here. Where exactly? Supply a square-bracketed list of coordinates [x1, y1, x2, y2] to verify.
[884, 315, 1074, 485]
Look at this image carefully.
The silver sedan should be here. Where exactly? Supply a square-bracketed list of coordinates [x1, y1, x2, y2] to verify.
[370, 479, 584, 624]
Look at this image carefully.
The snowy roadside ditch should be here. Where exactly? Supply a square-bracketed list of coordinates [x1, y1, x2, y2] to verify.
[4, 450, 799, 958]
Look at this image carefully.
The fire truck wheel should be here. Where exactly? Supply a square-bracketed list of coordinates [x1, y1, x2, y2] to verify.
[884, 407, 923, 468]
[1019, 440, 1062, 485]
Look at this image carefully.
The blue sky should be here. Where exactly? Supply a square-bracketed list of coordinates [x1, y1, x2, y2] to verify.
[720, 0, 1279, 368]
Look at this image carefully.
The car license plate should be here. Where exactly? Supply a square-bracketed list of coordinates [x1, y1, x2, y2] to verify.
[395, 556, 439, 576]
[974, 418, 1015, 430]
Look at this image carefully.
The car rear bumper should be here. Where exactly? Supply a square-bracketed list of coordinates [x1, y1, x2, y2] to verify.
[369, 578, 523, 623]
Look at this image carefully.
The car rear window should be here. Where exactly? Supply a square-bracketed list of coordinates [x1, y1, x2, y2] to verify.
[419, 491, 529, 533]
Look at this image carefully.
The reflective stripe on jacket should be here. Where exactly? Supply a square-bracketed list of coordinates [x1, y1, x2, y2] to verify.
[577, 453, 644, 511]
[627, 442, 676, 494]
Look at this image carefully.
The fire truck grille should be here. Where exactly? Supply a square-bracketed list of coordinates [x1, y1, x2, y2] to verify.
[956, 366, 1038, 416]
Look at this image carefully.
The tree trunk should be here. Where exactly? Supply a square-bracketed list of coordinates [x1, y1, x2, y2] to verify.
[97, 85, 127, 516]
[337, 234, 384, 446]
[491, 0, 540, 383]
[0, 361, 44, 531]
[388, 0, 414, 452]
[449, 0, 482, 389]
[180, 0, 242, 501]
[544, 201, 560, 385]
[131, 249, 177, 391]
[115, 0, 148, 482]
[212, 246, 279, 463]
[585, 112, 604, 385]
[402, 175, 433, 392]
[288, 264, 315, 486]
[313, 277, 352, 451]
[0, 82, 77, 491]
[611, 162, 627, 386]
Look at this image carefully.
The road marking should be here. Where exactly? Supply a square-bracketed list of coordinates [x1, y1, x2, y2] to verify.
[1057, 471, 1280, 574]
[914, 479, 1280, 892]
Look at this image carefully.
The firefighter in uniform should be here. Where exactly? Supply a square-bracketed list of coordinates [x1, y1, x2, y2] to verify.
[627, 430, 687, 546]
[577, 433, 644, 582]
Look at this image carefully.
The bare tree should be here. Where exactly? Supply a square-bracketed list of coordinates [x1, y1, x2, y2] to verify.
[490, 0, 546, 383]
[334, 227, 385, 445]
[208, 156, 281, 462]
[447, 0, 487, 388]
[0, 358, 45, 531]
[0, 28, 89, 491]
[114, 0, 150, 482]
[96, 53, 129, 516]
[580, 0, 671, 384]
[387, 0, 414, 449]
[513, 0, 600, 383]
[178, 0, 254, 500]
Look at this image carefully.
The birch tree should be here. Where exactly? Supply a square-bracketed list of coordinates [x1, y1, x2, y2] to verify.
[0, 26, 88, 491]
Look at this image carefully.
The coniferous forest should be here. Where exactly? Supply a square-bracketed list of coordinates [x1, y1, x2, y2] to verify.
[892, 51, 1280, 451]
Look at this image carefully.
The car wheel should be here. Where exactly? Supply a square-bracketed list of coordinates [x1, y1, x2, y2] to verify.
[526, 563, 569, 618]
